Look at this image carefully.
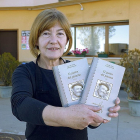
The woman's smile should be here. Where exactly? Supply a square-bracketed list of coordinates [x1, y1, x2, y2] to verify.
[47, 47, 60, 51]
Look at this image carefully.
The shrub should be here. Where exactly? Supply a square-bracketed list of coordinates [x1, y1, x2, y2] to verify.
[119, 48, 140, 100]
[0, 52, 20, 86]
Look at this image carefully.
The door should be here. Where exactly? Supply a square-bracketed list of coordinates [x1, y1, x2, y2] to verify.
[0, 30, 17, 59]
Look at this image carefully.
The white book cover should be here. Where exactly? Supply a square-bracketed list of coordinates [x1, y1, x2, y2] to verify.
[53, 58, 89, 107]
[80, 57, 125, 120]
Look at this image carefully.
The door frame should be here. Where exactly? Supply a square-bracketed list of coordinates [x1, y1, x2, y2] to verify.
[0, 29, 19, 60]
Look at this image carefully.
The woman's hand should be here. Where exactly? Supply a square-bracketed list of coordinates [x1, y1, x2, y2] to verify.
[62, 104, 104, 130]
[42, 104, 104, 130]
[103, 97, 121, 123]
[42, 97, 120, 129]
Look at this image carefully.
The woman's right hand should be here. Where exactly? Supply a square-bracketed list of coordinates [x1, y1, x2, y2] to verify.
[61, 104, 103, 130]
[42, 104, 103, 130]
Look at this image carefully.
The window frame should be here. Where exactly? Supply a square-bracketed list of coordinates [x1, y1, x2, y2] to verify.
[68, 21, 129, 57]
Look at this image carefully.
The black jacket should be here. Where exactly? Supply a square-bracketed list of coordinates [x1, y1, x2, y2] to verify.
[11, 60, 92, 140]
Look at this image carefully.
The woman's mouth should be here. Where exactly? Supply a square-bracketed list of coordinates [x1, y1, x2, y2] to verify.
[47, 47, 59, 51]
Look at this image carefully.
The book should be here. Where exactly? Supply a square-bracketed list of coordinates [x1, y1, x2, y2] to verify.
[80, 57, 125, 120]
[53, 58, 89, 107]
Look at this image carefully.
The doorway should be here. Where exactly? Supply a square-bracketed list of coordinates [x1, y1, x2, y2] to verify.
[0, 30, 17, 59]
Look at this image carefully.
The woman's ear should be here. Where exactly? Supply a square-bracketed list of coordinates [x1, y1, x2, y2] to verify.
[35, 45, 39, 49]
[36, 42, 38, 46]
[35, 42, 39, 49]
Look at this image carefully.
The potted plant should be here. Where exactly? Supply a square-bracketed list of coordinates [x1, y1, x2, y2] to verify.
[0, 52, 20, 98]
[72, 48, 89, 57]
[119, 48, 140, 116]
[97, 51, 108, 58]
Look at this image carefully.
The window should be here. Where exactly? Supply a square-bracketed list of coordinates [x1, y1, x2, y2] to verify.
[68, 22, 129, 57]
[109, 25, 129, 55]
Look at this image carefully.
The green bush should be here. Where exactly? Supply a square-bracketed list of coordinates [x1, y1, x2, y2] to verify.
[119, 48, 140, 100]
[0, 52, 20, 86]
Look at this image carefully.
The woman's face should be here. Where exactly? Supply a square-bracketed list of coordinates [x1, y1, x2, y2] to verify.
[38, 22, 68, 60]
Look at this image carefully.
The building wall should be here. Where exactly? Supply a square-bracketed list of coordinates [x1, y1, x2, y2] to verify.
[58, 0, 129, 24]
[129, 0, 140, 50]
[0, 0, 140, 62]
[0, 10, 41, 61]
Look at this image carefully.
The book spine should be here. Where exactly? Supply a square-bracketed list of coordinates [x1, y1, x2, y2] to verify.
[53, 66, 68, 107]
[80, 57, 99, 104]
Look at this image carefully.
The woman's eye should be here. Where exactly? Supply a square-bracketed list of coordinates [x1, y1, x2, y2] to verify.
[58, 33, 63, 35]
[42, 32, 51, 37]
[57, 32, 64, 37]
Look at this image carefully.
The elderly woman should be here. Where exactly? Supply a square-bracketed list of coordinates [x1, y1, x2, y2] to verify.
[11, 9, 120, 140]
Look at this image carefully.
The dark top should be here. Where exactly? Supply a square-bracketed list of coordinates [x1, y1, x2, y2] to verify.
[11, 58, 97, 140]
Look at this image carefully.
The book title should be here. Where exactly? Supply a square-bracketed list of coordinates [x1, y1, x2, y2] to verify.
[68, 71, 81, 79]
[101, 70, 113, 79]
[100, 64, 114, 79]
[67, 64, 81, 79]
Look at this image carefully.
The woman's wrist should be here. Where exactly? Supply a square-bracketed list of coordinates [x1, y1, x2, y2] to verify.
[42, 105, 68, 127]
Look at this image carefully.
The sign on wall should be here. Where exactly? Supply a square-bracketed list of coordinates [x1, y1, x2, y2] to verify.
[21, 31, 30, 50]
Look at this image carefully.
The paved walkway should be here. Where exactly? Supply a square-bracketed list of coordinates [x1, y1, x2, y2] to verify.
[0, 90, 140, 140]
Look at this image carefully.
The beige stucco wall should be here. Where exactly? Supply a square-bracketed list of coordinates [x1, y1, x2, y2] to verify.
[0, 0, 140, 62]
[129, 0, 140, 50]
[58, 0, 129, 24]
[0, 10, 41, 61]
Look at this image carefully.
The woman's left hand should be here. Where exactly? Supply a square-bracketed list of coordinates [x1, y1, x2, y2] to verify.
[103, 97, 120, 123]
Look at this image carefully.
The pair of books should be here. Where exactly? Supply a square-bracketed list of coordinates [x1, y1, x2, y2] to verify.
[53, 57, 125, 120]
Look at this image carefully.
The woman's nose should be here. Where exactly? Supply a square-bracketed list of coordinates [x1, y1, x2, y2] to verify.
[49, 34, 58, 44]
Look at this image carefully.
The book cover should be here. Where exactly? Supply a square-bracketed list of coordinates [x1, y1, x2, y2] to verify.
[53, 58, 89, 107]
[80, 57, 125, 120]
